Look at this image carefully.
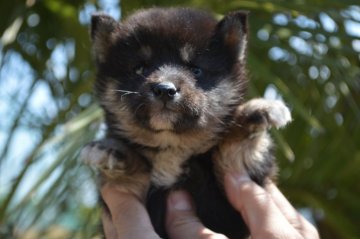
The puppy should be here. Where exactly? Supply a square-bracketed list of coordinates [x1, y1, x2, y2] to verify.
[81, 7, 291, 238]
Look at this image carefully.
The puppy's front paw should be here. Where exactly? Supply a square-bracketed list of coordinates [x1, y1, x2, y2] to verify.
[81, 138, 151, 201]
[80, 140, 126, 172]
[236, 98, 292, 133]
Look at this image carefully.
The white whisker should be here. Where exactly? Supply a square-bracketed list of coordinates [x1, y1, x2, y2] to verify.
[111, 90, 141, 101]
[112, 90, 140, 94]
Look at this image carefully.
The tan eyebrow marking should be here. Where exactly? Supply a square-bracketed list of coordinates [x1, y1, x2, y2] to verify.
[180, 44, 194, 63]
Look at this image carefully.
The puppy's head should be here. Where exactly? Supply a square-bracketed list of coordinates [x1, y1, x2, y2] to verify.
[91, 8, 248, 148]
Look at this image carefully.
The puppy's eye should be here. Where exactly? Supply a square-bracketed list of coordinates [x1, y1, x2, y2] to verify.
[191, 67, 202, 77]
[135, 65, 144, 75]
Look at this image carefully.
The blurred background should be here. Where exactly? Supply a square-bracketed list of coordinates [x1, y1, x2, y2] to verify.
[0, 0, 359, 238]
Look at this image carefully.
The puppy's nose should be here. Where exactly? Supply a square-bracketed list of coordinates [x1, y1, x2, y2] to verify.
[152, 82, 178, 101]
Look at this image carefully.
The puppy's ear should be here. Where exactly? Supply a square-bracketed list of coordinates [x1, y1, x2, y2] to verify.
[216, 11, 249, 62]
[91, 13, 120, 62]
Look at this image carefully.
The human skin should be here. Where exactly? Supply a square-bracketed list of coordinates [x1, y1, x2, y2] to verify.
[100, 171, 319, 239]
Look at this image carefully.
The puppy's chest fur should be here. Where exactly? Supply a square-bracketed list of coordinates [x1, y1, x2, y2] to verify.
[139, 133, 219, 186]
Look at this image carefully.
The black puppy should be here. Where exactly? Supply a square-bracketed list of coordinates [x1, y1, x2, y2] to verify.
[81, 7, 291, 238]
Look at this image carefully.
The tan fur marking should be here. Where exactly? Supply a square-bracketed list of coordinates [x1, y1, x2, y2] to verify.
[214, 132, 273, 183]
[148, 148, 191, 186]
[180, 44, 194, 62]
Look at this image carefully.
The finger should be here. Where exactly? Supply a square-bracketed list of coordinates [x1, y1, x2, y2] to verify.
[224, 172, 303, 239]
[266, 182, 320, 239]
[166, 190, 228, 239]
[101, 183, 160, 239]
[102, 211, 118, 239]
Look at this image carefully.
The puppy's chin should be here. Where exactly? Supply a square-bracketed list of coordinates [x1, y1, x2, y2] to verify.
[149, 111, 178, 131]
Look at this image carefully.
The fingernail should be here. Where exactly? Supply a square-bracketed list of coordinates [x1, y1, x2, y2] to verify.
[168, 190, 192, 211]
[227, 170, 252, 186]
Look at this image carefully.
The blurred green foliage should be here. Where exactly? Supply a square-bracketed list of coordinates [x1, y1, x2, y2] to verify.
[0, 0, 359, 238]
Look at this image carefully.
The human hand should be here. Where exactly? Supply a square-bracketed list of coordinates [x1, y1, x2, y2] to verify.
[101, 174, 319, 239]
[100, 184, 160, 239]
[224, 171, 320, 239]
[165, 173, 320, 239]
[101, 184, 226, 239]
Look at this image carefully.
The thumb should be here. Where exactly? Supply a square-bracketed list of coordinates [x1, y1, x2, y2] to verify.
[224, 172, 301, 239]
[166, 190, 227, 239]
